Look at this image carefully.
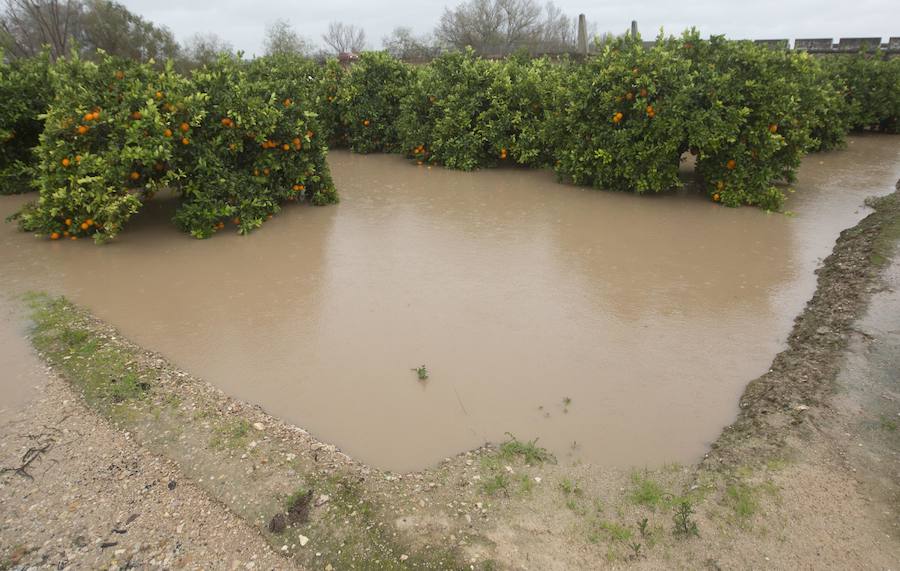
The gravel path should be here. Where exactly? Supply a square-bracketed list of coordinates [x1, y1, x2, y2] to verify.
[0, 372, 292, 570]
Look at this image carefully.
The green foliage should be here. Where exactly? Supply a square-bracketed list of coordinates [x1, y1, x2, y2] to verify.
[628, 472, 667, 509]
[0, 50, 51, 194]
[173, 53, 335, 238]
[498, 433, 554, 465]
[821, 52, 900, 134]
[672, 499, 699, 537]
[338, 51, 412, 153]
[16, 50, 337, 243]
[17, 51, 189, 242]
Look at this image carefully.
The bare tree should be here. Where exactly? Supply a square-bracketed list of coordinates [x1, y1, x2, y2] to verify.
[79, 0, 178, 61]
[322, 21, 365, 54]
[436, 0, 582, 55]
[382, 26, 439, 60]
[1, 0, 178, 61]
[0, 0, 81, 59]
[263, 18, 311, 57]
[180, 32, 233, 69]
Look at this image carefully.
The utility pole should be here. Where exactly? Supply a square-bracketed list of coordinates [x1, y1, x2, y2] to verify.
[577, 14, 588, 56]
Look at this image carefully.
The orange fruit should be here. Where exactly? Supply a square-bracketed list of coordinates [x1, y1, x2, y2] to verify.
[70, 236, 78, 241]
[179, 122, 190, 132]
[713, 193, 720, 202]
[646, 105, 654, 114]
[50, 232, 60, 240]
[155, 91, 163, 100]
[83, 112, 93, 122]
[75, 155, 82, 163]
[63, 231, 70, 237]
[181, 137, 190, 145]
[163, 128, 173, 137]
[612, 112, 623, 124]
[306, 130, 314, 139]
[76, 125, 89, 135]
[114, 70, 124, 80]
[65, 218, 72, 226]
[80, 222, 89, 230]
[282, 144, 290, 151]
[263, 168, 270, 176]
[131, 111, 142, 120]
[769, 123, 778, 134]
[130, 171, 140, 181]
[292, 138, 301, 147]
[86, 218, 94, 226]
[61, 158, 71, 167]
[726, 159, 736, 170]
[363, 119, 370, 126]
[283, 98, 292, 107]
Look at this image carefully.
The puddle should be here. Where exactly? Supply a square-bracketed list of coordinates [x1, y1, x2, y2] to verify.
[1, 135, 898, 471]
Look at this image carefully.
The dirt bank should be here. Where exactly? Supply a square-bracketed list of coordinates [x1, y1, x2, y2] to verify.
[2, 190, 899, 570]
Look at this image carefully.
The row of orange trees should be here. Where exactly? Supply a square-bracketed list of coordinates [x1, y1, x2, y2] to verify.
[7, 50, 336, 242]
[321, 32, 898, 210]
[2, 34, 899, 242]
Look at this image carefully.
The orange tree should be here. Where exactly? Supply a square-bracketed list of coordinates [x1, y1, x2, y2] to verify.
[16, 51, 192, 242]
[0, 50, 51, 194]
[338, 51, 412, 153]
[172, 54, 337, 238]
[397, 48, 500, 170]
[479, 53, 561, 167]
[822, 52, 900, 133]
[316, 58, 348, 146]
[678, 33, 815, 209]
[547, 35, 696, 194]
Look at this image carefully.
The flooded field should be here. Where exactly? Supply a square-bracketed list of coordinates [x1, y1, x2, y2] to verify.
[1, 135, 898, 472]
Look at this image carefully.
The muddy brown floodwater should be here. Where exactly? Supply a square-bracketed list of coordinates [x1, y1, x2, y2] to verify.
[1, 135, 899, 472]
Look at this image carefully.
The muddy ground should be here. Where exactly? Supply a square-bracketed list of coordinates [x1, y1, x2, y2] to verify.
[2, 190, 899, 570]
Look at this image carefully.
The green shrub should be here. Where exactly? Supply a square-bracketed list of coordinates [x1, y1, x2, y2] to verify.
[338, 51, 412, 153]
[17, 52, 191, 242]
[822, 53, 900, 133]
[0, 50, 52, 194]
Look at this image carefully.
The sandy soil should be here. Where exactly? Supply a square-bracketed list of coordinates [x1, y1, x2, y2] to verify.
[0, 376, 290, 570]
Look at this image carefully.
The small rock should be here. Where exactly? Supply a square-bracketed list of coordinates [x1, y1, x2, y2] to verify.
[252, 422, 265, 431]
[315, 494, 330, 507]
[794, 404, 810, 412]
[298, 534, 309, 547]
[167, 480, 177, 491]
[400, 554, 409, 561]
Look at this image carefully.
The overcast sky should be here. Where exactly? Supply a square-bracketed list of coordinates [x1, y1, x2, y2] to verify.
[119, 0, 898, 55]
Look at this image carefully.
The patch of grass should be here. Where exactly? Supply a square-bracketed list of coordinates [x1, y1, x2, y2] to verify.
[598, 521, 633, 542]
[26, 293, 151, 410]
[628, 472, 667, 509]
[482, 474, 510, 497]
[880, 415, 898, 432]
[869, 193, 900, 266]
[210, 418, 252, 450]
[517, 473, 535, 494]
[499, 433, 554, 465]
[726, 483, 759, 520]
[559, 478, 582, 496]
[411, 365, 429, 380]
